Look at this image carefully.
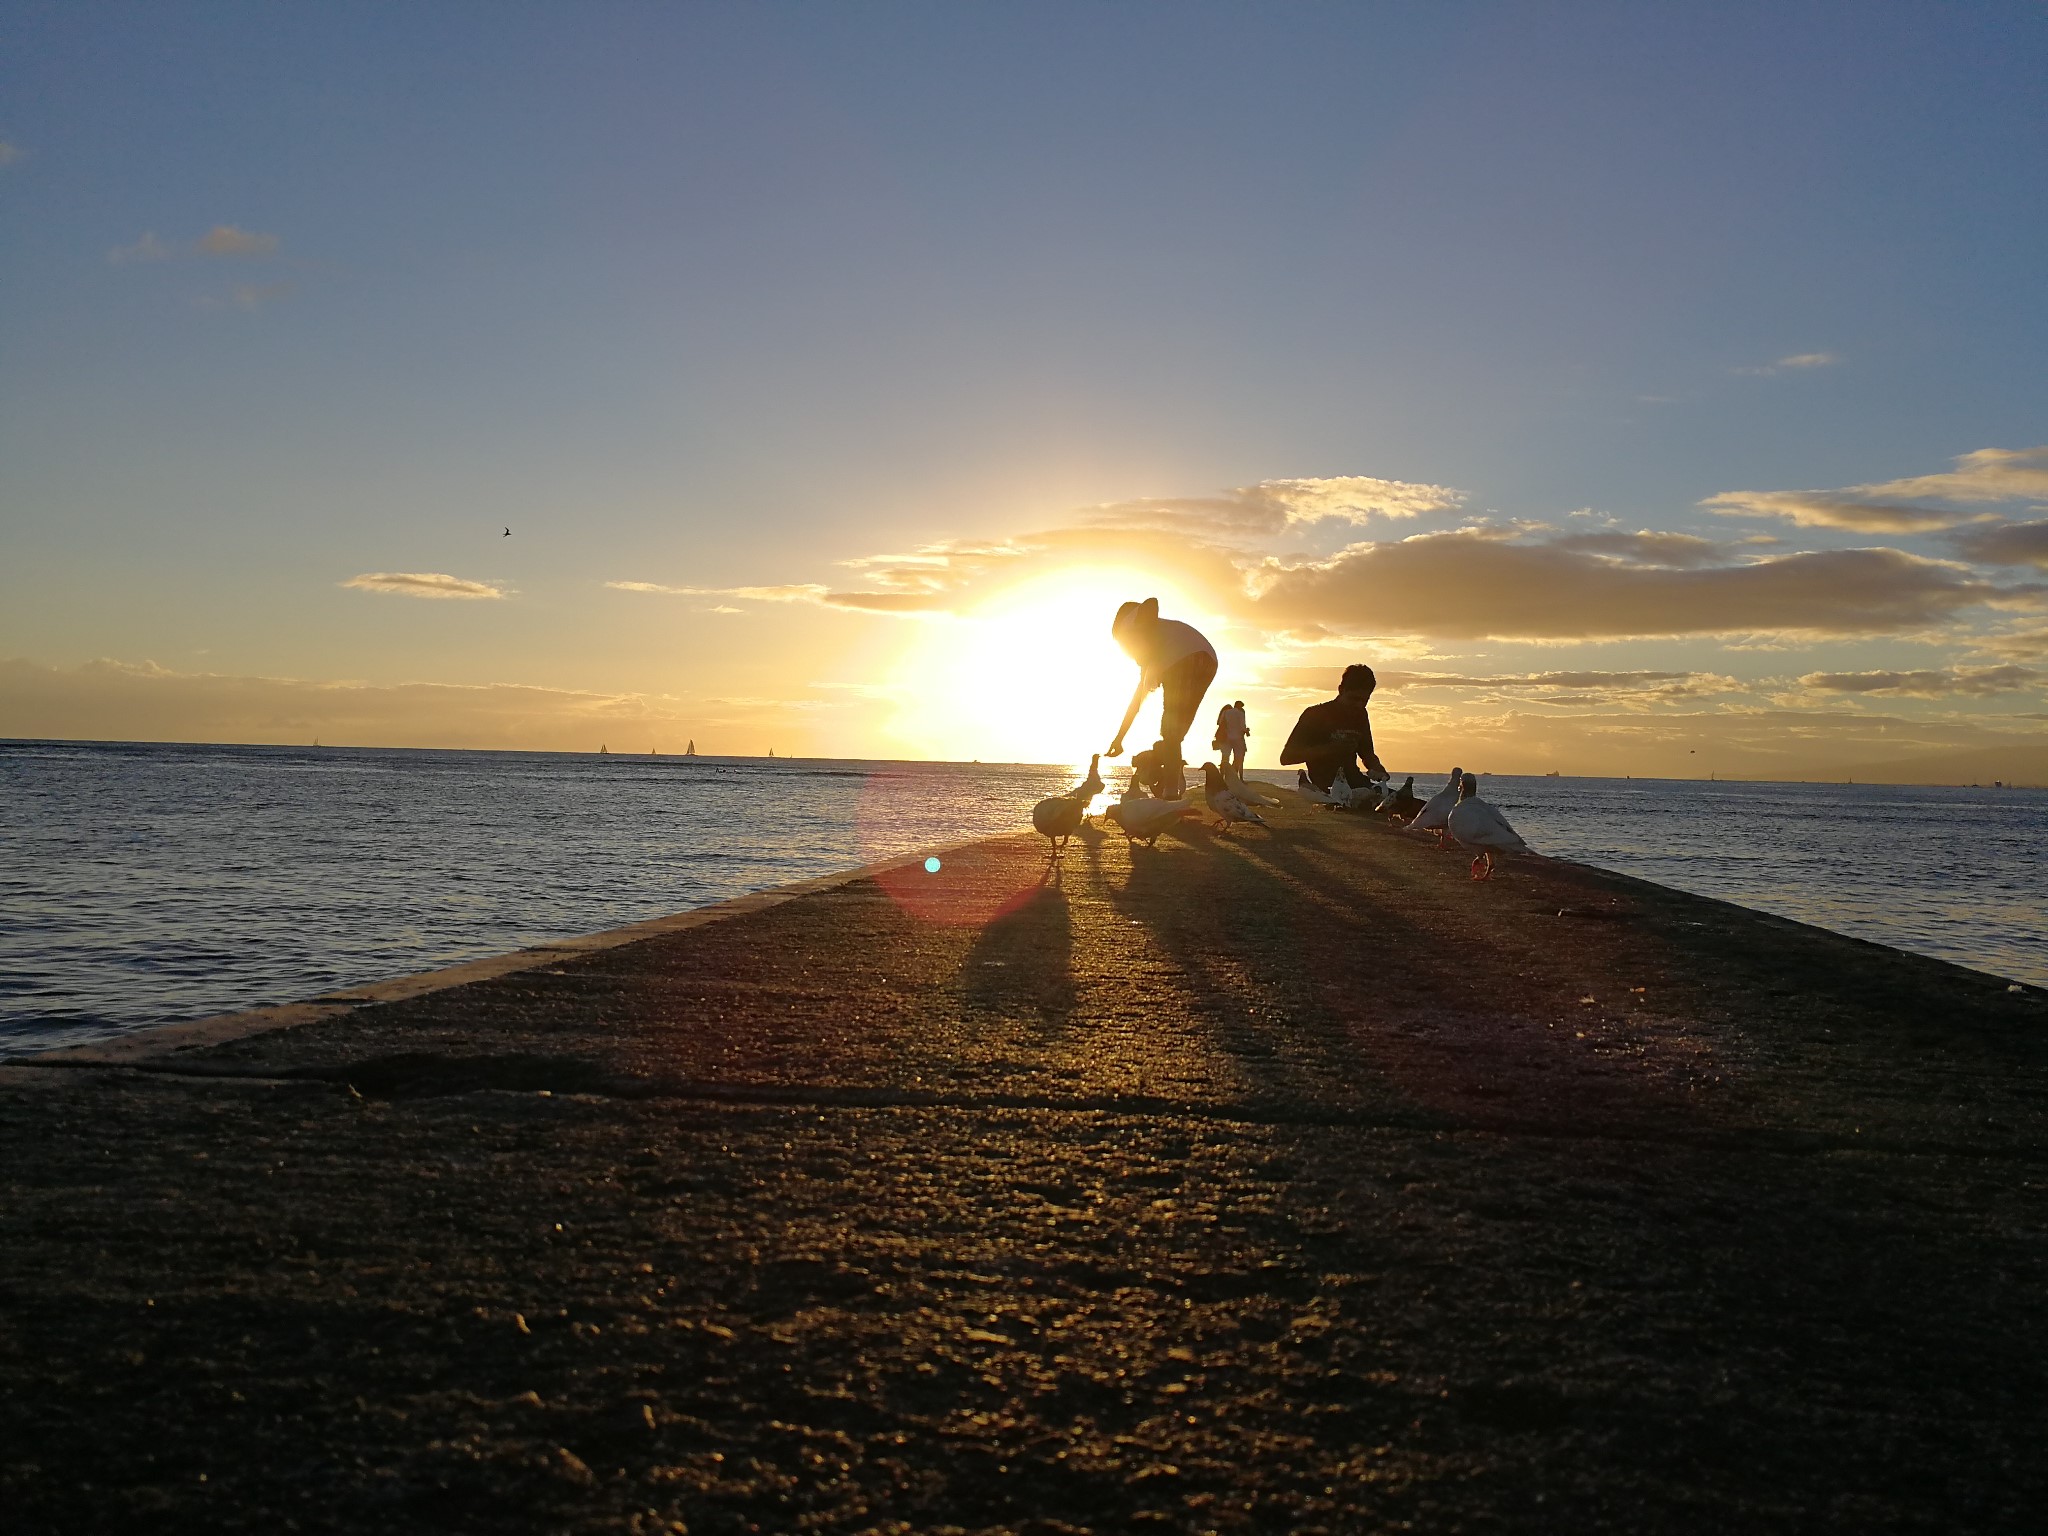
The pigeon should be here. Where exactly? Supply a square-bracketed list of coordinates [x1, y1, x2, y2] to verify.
[1106, 781, 1196, 846]
[1032, 755, 1106, 859]
[1406, 766, 1462, 847]
[1447, 773, 1530, 881]
[1032, 794, 1088, 857]
[1295, 770, 1341, 808]
[1202, 763, 1267, 832]
[1074, 753, 1105, 802]
[1224, 766, 1284, 808]
[1380, 775, 1424, 821]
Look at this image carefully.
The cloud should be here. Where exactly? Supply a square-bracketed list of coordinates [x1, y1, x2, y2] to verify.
[1548, 530, 1732, 567]
[342, 572, 506, 600]
[1701, 489, 1965, 534]
[1704, 448, 2048, 537]
[1081, 475, 1464, 540]
[1251, 531, 2005, 642]
[196, 224, 279, 258]
[1735, 351, 1840, 376]
[1853, 446, 2048, 505]
[109, 225, 282, 264]
[0, 140, 25, 166]
[608, 580, 829, 602]
[1949, 520, 2048, 570]
[109, 231, 175, 264]
[1798, 665, 2044, 699]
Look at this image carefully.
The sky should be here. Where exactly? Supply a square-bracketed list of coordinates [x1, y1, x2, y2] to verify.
[3, 0, 2047, 780]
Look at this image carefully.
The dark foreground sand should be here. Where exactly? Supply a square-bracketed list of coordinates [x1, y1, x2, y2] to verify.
[3, 801, 2044, 1534]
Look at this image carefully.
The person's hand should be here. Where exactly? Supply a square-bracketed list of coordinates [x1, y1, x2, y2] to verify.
[1107, 740, 1125, 757]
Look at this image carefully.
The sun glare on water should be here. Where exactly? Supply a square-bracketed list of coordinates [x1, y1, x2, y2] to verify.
[889, 570, 1215, 767]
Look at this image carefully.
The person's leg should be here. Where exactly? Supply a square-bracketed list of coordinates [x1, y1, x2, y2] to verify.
[1157, 653, 1218, 795]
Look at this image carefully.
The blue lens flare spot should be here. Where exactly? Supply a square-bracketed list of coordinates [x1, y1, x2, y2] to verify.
[923, 856, 942, 874]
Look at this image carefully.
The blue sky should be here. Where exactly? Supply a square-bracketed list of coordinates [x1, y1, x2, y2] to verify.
[4, 2, 2046, 775]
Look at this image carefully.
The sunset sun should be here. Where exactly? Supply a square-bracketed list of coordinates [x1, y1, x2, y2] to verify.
[888, 570, 1223, 765]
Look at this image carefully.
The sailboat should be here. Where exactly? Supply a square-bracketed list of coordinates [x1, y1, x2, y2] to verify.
[599, 744, 608, 755]
[685, 739, 697, 757]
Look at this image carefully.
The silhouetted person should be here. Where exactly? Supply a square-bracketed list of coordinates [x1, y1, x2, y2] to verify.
[1281, 664, 1387, 790]
[1213, 699, 1249, 776]
[1107, 598, 1216, 797]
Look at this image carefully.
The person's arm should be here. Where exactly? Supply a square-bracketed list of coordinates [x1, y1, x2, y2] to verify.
[1359, 713, 1385, 776]
[1107, 672, 1154, 756]
[1278, 709, 1319, 766]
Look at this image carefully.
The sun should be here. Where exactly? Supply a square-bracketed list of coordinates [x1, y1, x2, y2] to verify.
[887, 569, 1219, 764]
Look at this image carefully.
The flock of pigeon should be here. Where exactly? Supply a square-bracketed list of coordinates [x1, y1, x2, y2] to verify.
[1031, 758, 1531, 881]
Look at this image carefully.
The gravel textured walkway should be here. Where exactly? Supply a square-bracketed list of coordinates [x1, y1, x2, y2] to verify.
[3, 801, 2044, 1534]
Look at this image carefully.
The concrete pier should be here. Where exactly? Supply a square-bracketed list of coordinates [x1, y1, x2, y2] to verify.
[3, 802, 2043, 1532]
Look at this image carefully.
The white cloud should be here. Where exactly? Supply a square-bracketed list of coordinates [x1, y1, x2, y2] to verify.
[342, 572, 506, 600]
[108, 231, 175, 264]
[1735, 351, 1840, 376]
[197, 224, 279, 258]
[1701, 489, 1965, 534]
[109, 225, 282, 265]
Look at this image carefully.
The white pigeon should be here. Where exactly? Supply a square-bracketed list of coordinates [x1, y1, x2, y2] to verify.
[1446, 773, 1530, 881]
[1106, 784, 1196, 846]
[1295, 770, 1341, 808]
[1202, 763, 1267, 832]
[1224, 766, 1285, 808]
[1406, 766, 1462, 847]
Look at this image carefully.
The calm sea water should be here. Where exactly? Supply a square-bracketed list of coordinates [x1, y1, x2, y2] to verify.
[2, 740, 2043, 1057]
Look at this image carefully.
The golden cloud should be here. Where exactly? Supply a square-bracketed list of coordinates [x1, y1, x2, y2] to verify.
[1080, 475, 1463, 540]
[1799, 665, 2044, 699]
[342, 572, 506, 600]
[1707, 447, 2048, 535]
[1251, 532, 2003, 641]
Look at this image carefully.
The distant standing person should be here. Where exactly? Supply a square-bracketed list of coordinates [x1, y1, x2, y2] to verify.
[1106, 598, 1217, 798]
[1213, 700, 1249, 776]
[1280, 664, 1387, 790]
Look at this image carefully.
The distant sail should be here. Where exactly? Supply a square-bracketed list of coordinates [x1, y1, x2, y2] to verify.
[600, 744, 608, 754]
[685, 739, 696, 756]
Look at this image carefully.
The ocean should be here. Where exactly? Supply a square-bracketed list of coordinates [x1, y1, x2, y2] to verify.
[2, 739, 2043, 1058]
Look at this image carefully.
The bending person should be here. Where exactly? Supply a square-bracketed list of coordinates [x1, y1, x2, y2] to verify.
[1280, 664, 1387, 790]
[1107, 597, 1217, 798]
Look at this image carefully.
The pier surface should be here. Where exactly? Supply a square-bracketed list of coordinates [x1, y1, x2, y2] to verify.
[3, 802, 2044, 1533]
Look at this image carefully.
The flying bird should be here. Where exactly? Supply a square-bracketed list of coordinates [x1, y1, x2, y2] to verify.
[1202, 763, 1267, 833]
[1406, 766, 1463, 847]
[502, 526, 511, 537]
[1447, 773, 1530, 881]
